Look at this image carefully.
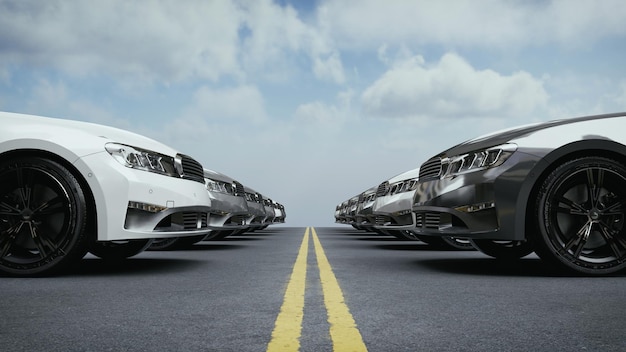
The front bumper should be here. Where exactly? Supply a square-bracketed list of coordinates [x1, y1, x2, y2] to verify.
[76, 151, 213, 241]
[411, 151, 539, 240]
[207, 193, 249, 229]
[372, 191, 416, 231]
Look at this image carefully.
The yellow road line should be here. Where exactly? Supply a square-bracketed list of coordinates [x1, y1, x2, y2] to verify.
[312, 227, 368, 352]
[266, 227, 310, 352]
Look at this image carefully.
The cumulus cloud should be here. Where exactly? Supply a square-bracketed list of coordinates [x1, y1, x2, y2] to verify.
[317, 0, 626, 50]
[361, 52, 549, 120]
[186, 85, 268, 123]
[240, 0, 345, 84]
[0, 0, 344, 85]
[0, 0, 243, 82]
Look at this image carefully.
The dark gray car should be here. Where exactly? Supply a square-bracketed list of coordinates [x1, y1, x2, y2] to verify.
[412, 112, 626, 275]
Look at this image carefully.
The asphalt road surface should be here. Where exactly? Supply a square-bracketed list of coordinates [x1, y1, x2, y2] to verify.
[2, 227, 625, 352]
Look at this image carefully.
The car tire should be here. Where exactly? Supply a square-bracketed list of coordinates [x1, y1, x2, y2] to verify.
[89, 239, 153, 260]
[533, 156, 626, 275]
[147, 237, 180, 251]
[148, 235, 206, 250]
[203, 230, 235, 241]
[416, 235, 474, 250]
[0, 157, 90, 276]
[386, 230, 419, 240]
[441, 237, 475, 250]
[470, 239, 534, 260]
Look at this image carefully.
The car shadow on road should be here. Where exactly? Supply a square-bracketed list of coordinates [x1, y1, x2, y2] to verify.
[414, 257, 626, 277]
[183, 242, 248, 250]
[64, 257, 207, 277]
[373, 242, 474, 251]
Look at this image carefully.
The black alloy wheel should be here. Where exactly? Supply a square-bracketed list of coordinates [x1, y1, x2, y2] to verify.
[0, 157, 90, 276]
[534, 156, 626, 275]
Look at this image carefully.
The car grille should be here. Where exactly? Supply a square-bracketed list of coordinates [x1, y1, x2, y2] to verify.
[233, 181, 245, 196]
[176, 154, 205, 184]
[415, 212, 440, 229]
[419, 157, 442, 180]
[376, 181, 389, 197]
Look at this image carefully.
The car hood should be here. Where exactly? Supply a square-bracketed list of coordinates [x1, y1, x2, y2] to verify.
[204, 168, 237, 183]
[1, 111, 179, 156]
[441, 112, 625, 157]
[386, 167, 420, 183]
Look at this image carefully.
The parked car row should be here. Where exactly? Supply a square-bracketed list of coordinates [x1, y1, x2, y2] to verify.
[0, 112, 285, 277]
[336, 112, 626, 276]
[335, 168, 472, 250]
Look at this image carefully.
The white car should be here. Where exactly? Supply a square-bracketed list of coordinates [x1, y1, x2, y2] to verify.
[0, 112, 213, 276]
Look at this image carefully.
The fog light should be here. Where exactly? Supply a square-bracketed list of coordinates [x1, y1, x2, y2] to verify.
[455, 202, 495, 213]
[128, 201, 167, 213]
[394, 209, 412, 216]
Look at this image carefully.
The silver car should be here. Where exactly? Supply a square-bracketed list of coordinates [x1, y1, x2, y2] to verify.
[149, 168, 250, 249]
[243, 186, 267, 232]
[201, 169, 250, 239]
[372, 168, 420, 240]
[412, 112, 626, 275]
[353, 186, 378, 232]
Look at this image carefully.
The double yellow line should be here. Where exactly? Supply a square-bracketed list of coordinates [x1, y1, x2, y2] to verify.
[267, 227, 368, 352]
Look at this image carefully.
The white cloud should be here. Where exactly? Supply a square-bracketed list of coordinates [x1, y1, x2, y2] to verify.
[0, 0, 346, 86]
[0, 0, 244, 83]
[361, 52, 549, 120]
[240, 0, 345, 84]
[317, 0, 626, 50]
[186, 85, 268, 124]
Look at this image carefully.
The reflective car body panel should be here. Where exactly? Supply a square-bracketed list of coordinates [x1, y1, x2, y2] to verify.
[354, 186, 377, 230]
[204, 168, 249, 229]
[262, 196, 276, 224]
[412, 112, 626, 240]
[372, 168, 420, 231]
[335, 200, 349, 224]
[244, 186, 267, 228]
[344, 195, 360, 225]
[0, 111, 213, 241]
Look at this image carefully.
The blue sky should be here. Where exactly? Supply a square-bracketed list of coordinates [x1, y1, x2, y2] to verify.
[1, 0, 626, 227]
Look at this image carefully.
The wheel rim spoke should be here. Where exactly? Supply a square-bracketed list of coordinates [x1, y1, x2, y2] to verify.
[0, 231, 17, 258]
[586, 168, 604, 208]
[597, 221, 626, 261]
[28, 222, 49, 258]
[561, 220, 592, 259]
[15, 167, 35, 210]
[32, 195, 65, 215]
[601, 200, 625, 217]
[556, 195, 587, 216]
[0, 197, 21, 216]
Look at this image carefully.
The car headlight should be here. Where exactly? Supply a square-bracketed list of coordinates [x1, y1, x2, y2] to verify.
[389, 178, 419, 195]
[206, 179, 233, 194]
[105, 143, 177, 177]
[442, 143, 517, 178]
